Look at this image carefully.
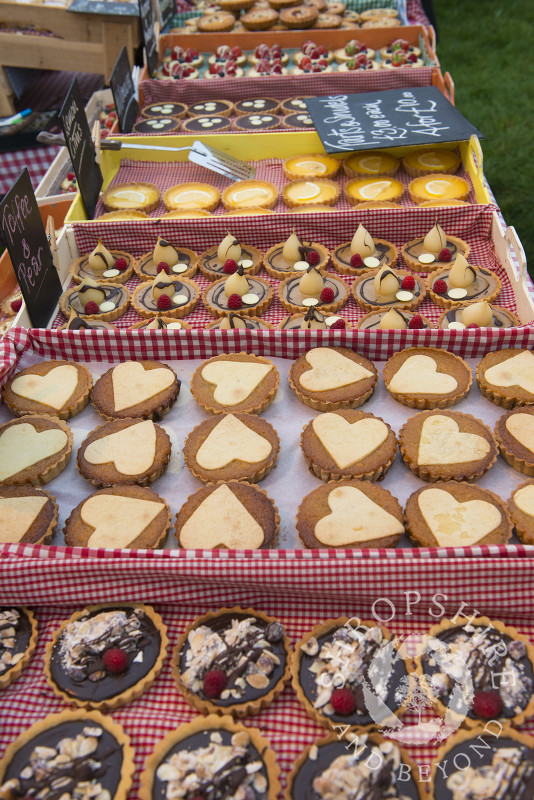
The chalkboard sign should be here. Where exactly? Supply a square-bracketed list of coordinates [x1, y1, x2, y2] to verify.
[138, 0, 158, 77]
[157, 0, 175, 28]
[306, 87, 483, 154]
[69, 0, 138, 16]
[0, 169, 62, 328]
[110, 47, 138, 133]
[59, 78, 102, 218]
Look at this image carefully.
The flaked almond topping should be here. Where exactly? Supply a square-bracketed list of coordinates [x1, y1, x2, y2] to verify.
[246, 673, 270, 690]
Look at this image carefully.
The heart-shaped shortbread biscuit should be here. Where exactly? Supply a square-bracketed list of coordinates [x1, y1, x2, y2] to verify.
[0, 496, 48, 543]
[388, 355, 458, 395]
[202, 361, 272, 406]
[179, 484, 264, 549]
[418, 488, 502, 546]
[315, 486, 403, 546]
[506, 413, 534, 455]
[0, 423, 68, 481]
[112, 362, 175, 412]
[84, 420, 157, 474]
[513, 484, 534, 516]
[82, 495, 166, 548]
[312, 413, 388, 469]
[300, 348, 373, 392]
[196, 414, 272, 470]
[484, 351, 534, 394]
[11, 365, 79, 410]
[418, 415, 490, 465]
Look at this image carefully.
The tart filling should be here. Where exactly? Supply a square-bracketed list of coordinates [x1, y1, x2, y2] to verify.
[353, 267, 426, 311]
[409, 174, 470, 203]
[382, 347, 472, 409]
[332, 224, 397, 276]
[163, 183, 220, 212]
[60, 282, 129, 322]
[101, 182, 160, 213]
[509, 480, 534, 544]
[200, 234, 263, 280]
[203, 274, 273, 317]
[131, 276, 200, 318]
[70, 245, 134, 284]
[345, 177, 403, 204]
[428, 255, 501, 307]
[264, 232, 329, 278]
[222, 181, 279, 210]
[289, 346, 377, 411]
[342, 150, 399, 177]
[401, 222, 470, 272]
[278, 270, 349, 314]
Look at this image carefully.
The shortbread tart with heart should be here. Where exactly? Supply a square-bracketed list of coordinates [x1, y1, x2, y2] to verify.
[91, 360, 180, 421]
[405, 481, 512, 547]
[288, 346, 378, 411]
[300, 409, 397, 481]
[399, 410, 497, 482]
[477, 348, 534, 408]
[64, 485, 171, 549]
[183, 413, 279, 483]
[4, 360, 92, 420]
[297, 479, 404, 548]
[0, 415, 73, 486]
[0, 486, 58, 544]
[495, 406, 534, 476]
[174, 481, 279, 549]
[190, 352, 279, 415]
[77, 419, 172, 487]
[382, 347, 472, 409]
[508, 480, 534, 544]
[0, 607, 37, 690]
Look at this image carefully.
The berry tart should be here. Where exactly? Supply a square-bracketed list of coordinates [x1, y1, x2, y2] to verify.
[142, 101, 188, 119]
[477, 349, 534, 408]
[380, 38, 422, 61]
[334, 38, 375, 63]
[283, 153, 340, 180]
[495, 406, 534, 476]
[0, 415, 72, 486]
[288, 346, 377, 411]
[166, 44, 204, 69]
[338, 53, 380, 71]
[101, 182, 160, 213]
[60, 278, 130, 323]
[190, 353, 279, 415]
[356, 308, 435, 330]
[509, 480, 534, 544]
[438, 301, 519, 330]
[345, 177, 404, 204]
[205, 60, 244, 79]
[163, 183, 220, 212]
[0, 607, 37, 689]
[0, 487, 58, 545]
[264, 231, 329, 280]
[4, 359, 92, 420]
[70, 240, 134, 284]
[401, 221, 470, 273]
[382, 50, 424, 68]
[409, 174, 471, 204]
[278, 308, 351, 329]
[332, 223, 397, 276]
[158, 61, 198, 81]
[403, 148, 461, 177]
[248, 43, 289, 66]
[90, 360, 180, 421]
[221, 180, 279, 211]
[294, 40, 333, 66]
[382, 347, 472, 409]
[208, 44, 246, 68]
[428, 254, 502, 308]
[199, 232, 263, 281]
[135, 236, 198, 280]
[131, 274, 200, 319]
[202, 267, 274, 318]
[278, 267, 350, 315]
[187, 99, 234, 117]
[206, 314, 273, 330]
[342, 150, 399, 178]
[352, 266, 426, 312]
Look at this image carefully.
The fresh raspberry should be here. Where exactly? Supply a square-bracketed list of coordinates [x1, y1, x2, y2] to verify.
[408, 52, 418, 63]
[433, 279, 447, 295]
[255, 43, 269, 58]
[84, 301, 99, 315]
[300, 56, 312, 70]
[317, 44, 327, 56]
[203, 669, 227, 699]
[310, 47, 320, 60]
[157, 262, 170, 274]
[320, 287, 335, 303]
[225, 62, 237, 76]
[223, 259, 238, 274]
[272, 64, 283, 74]
[103, 648, 128, 673]
[10, 298, 22, 313]
[257, 58, 270, 73]
[307, 250, 320, 266]
[466, 323, 480, 329]
[105, 118, 114, 129]
[330, 687, 356, 715]
[330, 318, 346, 329]
[157, 294, 172, 310]
[208, 63, 219, 75]
[317, 59, 328, 69]
[227, 293, 242, 310]
[231, 46, 242, 59]
[67, 171, 75, 181]
[311, 63, 323, 73]
[439, 248, 452, 262]
[472, 690, 503, 719]
[182, 66, 194, 78]
[114, 257, 128, 272]
[350, 254, 363, 268]
[401, 275, 415, 291]
[408, 314, 424, 329]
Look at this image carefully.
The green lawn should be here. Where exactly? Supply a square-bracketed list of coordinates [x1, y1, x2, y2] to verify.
[433, 0, 534, 272]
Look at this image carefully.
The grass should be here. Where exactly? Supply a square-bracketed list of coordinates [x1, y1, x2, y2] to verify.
[433, 0, 534, 272]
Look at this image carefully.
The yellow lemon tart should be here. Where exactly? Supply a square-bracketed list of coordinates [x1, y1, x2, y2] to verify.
[283, 154, 341, 180]
[101, 183, 160, 214]
[161, 209, 212, 218]
[402, 148, 461, 177]
[224, 207, 275, 216]
[282, 179, 339, 208]
[408, 174, 470, 204]
[98, 210, 148, 220]
[343, 151, 400, 178]
[345, 177, 404, 204]
[163, 183, 220, 212]
[222, 180, 279, 210]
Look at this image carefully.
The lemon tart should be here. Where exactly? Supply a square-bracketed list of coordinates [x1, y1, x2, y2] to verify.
[98, 210, 148, 220]
[163, 183, 220, 212]
[161, 209, 212, 218]
[409, 174, 470, 204]
[332, 223, 397, 276]
[224, 207, 275, 216]
[222, 180, 279, 210]
[283, 154, 340, 180]
[402, 148, 461, 177]
[282, 179, 339, 208]
[289, 204, 337, 213]
[345, 177, 404, 204]
[342, 150, 399, 178]
[101, 183, 160, 214]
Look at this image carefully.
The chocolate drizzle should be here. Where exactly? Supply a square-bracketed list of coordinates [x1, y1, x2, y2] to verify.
[267, 241, 319, 272]
[137, 251, 192, 278]
[66, 312, 110, 330]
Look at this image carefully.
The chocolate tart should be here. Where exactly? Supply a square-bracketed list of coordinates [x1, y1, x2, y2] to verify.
[70, 249, 134, 284]
[0, 487, 58, 545]
[199, 242, 263, 281]
[438, 304, 520, 329]
[90, 360, 180, 421]
[0, 709, 134, 800]
[403, 148, 461, 177]
[174, 481, 279, 549]
[60, 282, 130, 323]
[4, 360, 92, 420]
[203, 275, 273, 318]
[401, 230, 470, 274]
[278, 310, 352, 329]
[101, 182, 160, 213]
[142, 101, 187, 118]
[297, 479, 404, 548]
[182, 115, 232, 133]
[405, 481, 512, 547]
[45, 604, 168, 710]
[356, 309, 435, 329]
[301, 409, 397, 481]
[0, 415, 72, 486]
[183, 413, 280, 483]
[129, 317, 192, 330]
[342, 150, 399, 178]
[292, 618, 410, 730]
[428, 263, 502, 308]
[477, 349, 534, 408]
[382, 347, 472, 409]
[131, 276, 200, 319]
[235, 113, 280, 131]
[264, 239, 329, 280]
[399, 410, 497, 482]
[331, 236, 398, 276]
[0, 607, 37, 689]
[289, 346, 377, 411]
[173, 608, 290, 715]
[206, 314, 273, 329]
[133, 117, 180, 134]
[235, 98, 280, 115]
[222, 180, 279, 211]
[283, 153, 340, 180]
[278, 273, 350, 315]
[408, 174, 471, 204]
[282, 179, 339, 208]
[345, 177, 404, 204]
[281, 99, 311, 115]
[187, 99, 234, 117]
[163, 183, 220, 212]
[139, 714, 280, 800]
[495, 406, 534, 475]
[283, 111, 315, 129]
[134, 247, 198, 280]
[353, 268, 426, 312]
[508, 480, 534, 544]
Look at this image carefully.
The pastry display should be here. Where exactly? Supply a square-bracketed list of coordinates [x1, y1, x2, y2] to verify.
[352, 266, 426, 312]
[199, 232, 263, 281]
[345, 177, 404, 204]
[301, 409, 397, 481]
[508, 480, 534, 544]
[60, 278, 129, 322]
[282, 179, 339, 208]
[278, 267, 349, 315]
[4, 360, 92, 420]
[401, 221, 470, 273]
[263, 231, 329, 280]
[0, 415, 72, 486]
[163, 183, 220, 212]
[409, 174, 471, 203]
[495, 406, 534, 475]
[131, 274, 200, 319]
[222, 180, 279, 210]
[356, 308, 435, 329]
[133, 118, 181, 134]
[342, 150, 399, 178]
[182, 115, 232, 132]
[206, 314, 273, 330]
[190, 353, 279, 415]
[331, 223, 397, 276]
[428, 253, 502, 307]
[283, 153, 340, 180]
[130, 317, 192, 330]
[438, 301, 520, 329]
[187, 99, 234, 117]
[477, 348, 534, 408]
[101, 182, 160, 213]
[202, 268, 274, 318]
[70, 240, 134, 284]
[134, 237, 198, 280]
[278, 308, 350, 329]
[45, 604, 168, 709]
[142, 101, 188, 119]
[402, 148, 461, 177]
[288, 346, 377, 411]
[334, 39, 376, 63]
[0, 486, 58, 545]
[174, 481, 279, 549]
[382, 347, 472, 408]
[90, 360, 180, 421]
[0, 607, 37, 689]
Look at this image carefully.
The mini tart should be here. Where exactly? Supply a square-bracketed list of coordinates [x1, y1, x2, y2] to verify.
[45, 604, 168, 710]
[282, 112, 315, 130]
[297, 479, 404, 548]
[203, 275, 273, 318]
[91, 360, 180, 421]
[401, 232, 470, 274]
[282, 179, 339, 208]
[283, 154, 340, 180]
[402, 148, 461, 177]
[173, 608, 290, 716]
[342, 150, 399, 178]
[235, 98, 280, 115]
[187, 99, 234, 117]
[292, 618, 410, 730]
[289, 346, 377, 411]
[278, 311, 352, 330]
[438, 304, 520, 330]
[301, 409, 397, 482]
[129, 317, 192, 330]
[224, 207, 275, 216]
[278, 273, 349, 315]
[206, 314, 273, 330]
[289, 204, 337, 213]
[199, 243, 263, 281]
[279, 4, 318, 27]
[0, 709, 134, 800]
[222, 180, 279, 211]
[134, 247, 198, 280]
[190, 353, 279, 415]
[263, 240, 329, 280]
[477, 349, 534, 408]
[174, 481, 279, 549]
[0, 415, 72, 486]
[356, 309, 435, 329]
[234, 114, 280, 131]
[495, 406, 534, 475]
[183, 413, 280, 483]
[408, 174, 471, 204]
[0, 487, 58, 545]
[133, 117, 180, 134]
[0, 607, 37, 689]
[382, 347, 472, 409]
[346, 177, 404, 204]
[142, 101, 187, 119]
[131, 276, 200, 319]
[98, 210, 148, 220]
[161, 209, 211, 219]
[139, 714, 280, 800]
[399, 409, 498, 482]
[196, 11, 235, 31]
[182, 116, 231, 133]
[4, 360, 92, 420]
[332, 237, 397, 276]
[508, 480, 534, 544]
[428, 264, 502, 308]
[101, 182, 160, 213]
[70, 249, 134, 284]
[353, 269, 426, 312]
[60, 315, 117, 331]
[163, 183, 220, 212]
[60, 283, 129, 323]
[417, 616, 534, 729]
[405, 481, 512, 547]
[242, 7, 279, 28]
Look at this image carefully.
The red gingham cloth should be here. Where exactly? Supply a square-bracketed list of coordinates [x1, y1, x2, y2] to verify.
[407, 0, 431, 26]
[0, 146, 60, 197]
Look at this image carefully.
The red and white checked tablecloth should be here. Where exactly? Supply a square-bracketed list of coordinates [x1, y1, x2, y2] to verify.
[0, 145, 60, 197]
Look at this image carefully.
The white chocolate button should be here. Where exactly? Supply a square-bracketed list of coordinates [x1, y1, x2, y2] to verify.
[448, 287, 468, 300]
[364, 256, 380, 268]
[418, 253, 435, 265]
[242, 293, 260, 305]
[302, 297, 319, 306]
[103, 269, 120, 278]
[167, 322, 182, 329]
[448, 321, 466, 330]
[396, 290, 414, 302]
[172, 294, 188, 305]
[238, 259, 254, 269]
[294, 261, 309, 271]
[99, 301, 116, 312]
[326, 316, 340, 325]
[172, 263, 188, 274]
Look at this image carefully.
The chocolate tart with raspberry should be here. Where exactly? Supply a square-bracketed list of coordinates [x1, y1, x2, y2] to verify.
[495, 406, 534, 476]
[0, 607, 37, 689]
[264, 236, 329, 280]
[4, 359, 92, 420]
[438, 304, 520, 329]
[134, 246, 198, 281]
[203, 273, 273, 318]
[508, 480, 534, 544]
[342, 150, 398, 177]
[0, 415, 72, 486]
[199, 239, 263, 281]
[131, 276, 200, 319]
[292, 618, 410, 730]
[173, 608, 290, 715]
[70, 248, 134, 284]
[382, 347, 472, 409]
[45, 604, 168, 710]
[428, 261, 502, 308]
[356, 309, 435, 330]
[0, 709, 134, 800]
[278, 270, 349, 315]
[90, 360, 180, 421]
[190, 353, 279, 415]
[331, 228, 397, 276]
[289, 346, 377, 411]
[0, 487, 58, 545]
[353, 268, 426, 312]
[60, 282, 130, 323]
[401, 223, 470, 274]
[477, 349, 534, 408]
[206, 314, 273, 330]
[278, 309, 351, 330]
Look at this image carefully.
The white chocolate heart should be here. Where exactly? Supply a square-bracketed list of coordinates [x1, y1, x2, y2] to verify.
[387, 355, 458, 395]
[84, 420, 157, 474]
[11, 365, 79, 410]
[417, 415, 490, 465]
[196, 414, 272, 470]
[0, 423, 68, 481]
[484, 351, 534, 394]
[112, 362, 175, 412]
[505, 414, 534, 455]
[513, 484, 534, 516]
[82, 495, 166, 548]
[300, 348, 373, 392]
[201, 361, 272, 406]
[312, 413, 388, 469]
[0, 496, 48, 543]
[179, 484, 264, 549]
[315, 486, 403, 546]
[418, 488, 502, 546]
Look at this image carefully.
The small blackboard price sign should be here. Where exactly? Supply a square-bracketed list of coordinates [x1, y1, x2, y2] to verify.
[306, 87, 483, 154]
[0, 169, 62, 328]
[59, 78, 103, 218]
[110, 47, 138, 133]
[157, 0, 175, 28]
[138, 0, 158, 77]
